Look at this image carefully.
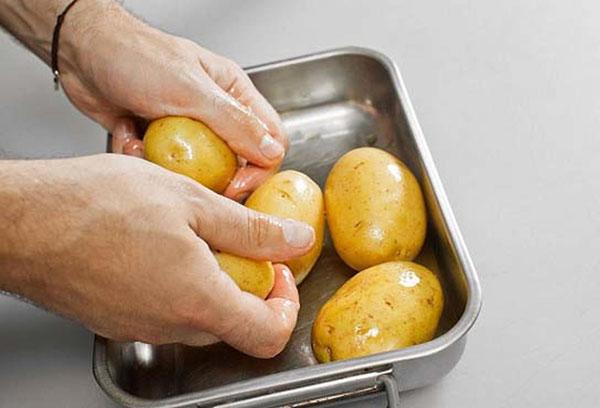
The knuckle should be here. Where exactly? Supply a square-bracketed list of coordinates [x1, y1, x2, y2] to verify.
[138, 331, 166, 345]
[246, 211, 271, 248]
[109, 333, 133, 343]
[207, 90, 224, 115]
[199, 196, 232, 238]
[222, 58, 244, 77]
[210, 312, 239, 340]
[171, 271, 226, 335]
[170, 281, 213, 332]
[256, 346, 280, 359]
[278, 131, 290, 151]
[178, 37, 198, 51]
[172, 296, 210, 332]
[257, 328, 289, 358]
[177, 174, 202, 196]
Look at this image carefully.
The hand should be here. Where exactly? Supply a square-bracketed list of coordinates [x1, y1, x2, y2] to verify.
[59, 1, 286, 200]
[0, 154, 314, 358]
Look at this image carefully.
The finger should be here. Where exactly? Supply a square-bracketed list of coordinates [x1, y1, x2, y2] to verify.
[223, 165, 276, 202]
[188, 188, 314, 262]
[192, 80, 285, 168]
[111, 118, 138, 154]
[123, 139, 144, 158]
[223, 67, 288, 151]
[197, 53, 288, 152]
[222, 264, 299, 358]
[269, 264, 300, 304]
[181, 331, 220, 348]
[197, 264, 299, 358]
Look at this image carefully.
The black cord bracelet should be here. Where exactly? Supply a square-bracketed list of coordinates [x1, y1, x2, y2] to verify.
[51, 0, 81, 91]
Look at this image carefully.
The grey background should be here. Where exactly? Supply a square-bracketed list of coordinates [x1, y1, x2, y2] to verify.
[1, 0, 599, 407]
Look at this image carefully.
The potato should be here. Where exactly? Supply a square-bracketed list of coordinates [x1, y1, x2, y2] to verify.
[144, 116, 237, 193]
[214, 251, 275, 299]
[245, 170, 324, 284]
[325, 147, 426, 271]
[312, 261, 443, 362]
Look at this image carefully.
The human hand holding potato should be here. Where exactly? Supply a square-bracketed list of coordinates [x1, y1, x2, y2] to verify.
[0, 0, 307, 360]
[55, 1, 286, 201]
[76, 2, 301, 348]
[0, 154, 314, 358]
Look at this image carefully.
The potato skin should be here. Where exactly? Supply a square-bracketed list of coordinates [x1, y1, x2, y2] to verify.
[246, 170, 324, 284]
[214, 252, 275, 299]
[325, 147, 427, 271]
[312, 261, 443, 362]
[144, 116, 237, 193]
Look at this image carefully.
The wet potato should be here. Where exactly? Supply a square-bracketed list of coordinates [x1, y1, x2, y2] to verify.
[144, 116, 237, 193]
[325, 147, 427, 271]
[246, 170, 325, 284]
[312, 261, 444, 362]
[214, 252, 275, 299]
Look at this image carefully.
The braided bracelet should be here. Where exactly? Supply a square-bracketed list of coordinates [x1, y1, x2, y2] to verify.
[51, 0, 81, 90]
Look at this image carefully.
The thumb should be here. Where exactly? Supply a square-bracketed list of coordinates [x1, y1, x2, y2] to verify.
[188, 188, 314, 262]
[189, 56, 286, 169]
[184, 263, 300, 358]
[192, 83, 284, 168]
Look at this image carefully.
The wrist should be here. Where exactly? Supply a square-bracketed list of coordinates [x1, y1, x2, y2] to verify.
[58, 0, 125, 79]
[0, 0, 131, 81]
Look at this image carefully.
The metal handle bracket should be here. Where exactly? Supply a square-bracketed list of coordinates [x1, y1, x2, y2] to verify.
[212, 368, 400, 408]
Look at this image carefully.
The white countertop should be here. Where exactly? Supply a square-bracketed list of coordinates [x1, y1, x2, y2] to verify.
[1, 1, 600, 407]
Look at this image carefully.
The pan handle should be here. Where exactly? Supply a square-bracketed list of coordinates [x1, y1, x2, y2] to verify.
[380, 374, 402, 408]
[212, 368, 400, 408]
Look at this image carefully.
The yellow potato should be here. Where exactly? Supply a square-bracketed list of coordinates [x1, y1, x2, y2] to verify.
[312, 261, 443, 362]
[325, 147, 427, 271]
[144, 116, 237, 193]
[214, 251, 275, 299]
[245, 170, 324, 284]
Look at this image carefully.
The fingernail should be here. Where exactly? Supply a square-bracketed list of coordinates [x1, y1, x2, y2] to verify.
[281, 298, 300, 312]
[230, 176, 248, 191]
[235, 192, 250, 202]
[282, 219, 314, 248]
[280, 266, 295, 284]
[259, 134, 284, 160]
[123, 140, 144, 158]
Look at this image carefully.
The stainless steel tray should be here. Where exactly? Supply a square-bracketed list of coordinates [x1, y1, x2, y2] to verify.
[94, 47, 482, 408]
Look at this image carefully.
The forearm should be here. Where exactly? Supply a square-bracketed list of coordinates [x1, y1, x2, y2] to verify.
[0, 0, 120, 70]
[0, 160, 45, 296]
[0, 158, 82, 297]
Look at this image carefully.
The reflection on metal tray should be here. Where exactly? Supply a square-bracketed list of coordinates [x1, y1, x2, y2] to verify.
[94, 47, 482, 408]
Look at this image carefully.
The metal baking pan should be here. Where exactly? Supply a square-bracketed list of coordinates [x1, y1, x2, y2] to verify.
[94, 47, 482, 407]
